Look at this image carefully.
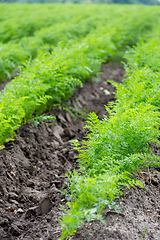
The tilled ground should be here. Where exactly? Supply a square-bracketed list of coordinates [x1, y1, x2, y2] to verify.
[0, 64, 159, 240]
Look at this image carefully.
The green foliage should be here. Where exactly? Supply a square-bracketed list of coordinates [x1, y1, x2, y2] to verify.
[0, 4, 90, 43]
[32, 114, 55, 126]
[113, 40, 160, 110]
[59, 36, 160, 239]
[0, 42, 29, 81]
[0, 5, 110, 81]
[0, 5, 160, 144]
[59, 173, 121, 239]
[0, 4, 159, 82]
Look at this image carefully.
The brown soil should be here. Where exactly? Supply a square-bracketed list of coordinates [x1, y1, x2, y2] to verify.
[0, 64, 159, 240]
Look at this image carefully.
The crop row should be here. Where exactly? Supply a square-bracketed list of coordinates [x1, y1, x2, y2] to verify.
[0, 5, 160, 148]
[0, 4, 107, 81]
[0, 19, 98, 81]
[0, 5, 124, 82]
[0, 4, 98, 43]
[1, 4, 160, 82]
[59, 27, 160, 239]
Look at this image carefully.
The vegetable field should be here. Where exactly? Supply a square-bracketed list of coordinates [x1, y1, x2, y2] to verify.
[0, 3, 160, 240]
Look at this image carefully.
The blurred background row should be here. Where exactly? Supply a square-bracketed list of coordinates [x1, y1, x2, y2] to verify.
[0, 0, 160, 5]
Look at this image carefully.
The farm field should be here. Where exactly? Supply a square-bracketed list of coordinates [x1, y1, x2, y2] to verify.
[0, 3, 160, 240]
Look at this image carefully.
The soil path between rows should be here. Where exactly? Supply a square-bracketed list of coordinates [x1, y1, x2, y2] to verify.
[0, 64, 159, 240]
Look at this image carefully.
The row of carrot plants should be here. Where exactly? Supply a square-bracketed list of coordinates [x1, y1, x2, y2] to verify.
[59, 32, 160, 239]
[0, 4, 159, 82]
[0, 5, 103, 81]
[0, 5, 122, 82]
[0, 5, 160, 148]
[0, 4, 92, 43]
[0, 18, 96, 81]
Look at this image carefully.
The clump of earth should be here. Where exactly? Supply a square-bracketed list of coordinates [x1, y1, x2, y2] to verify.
[0, 63, 159, 240]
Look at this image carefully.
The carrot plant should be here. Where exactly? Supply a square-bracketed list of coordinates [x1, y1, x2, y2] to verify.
[112, 39, 160, 110]
[59, 107, 159, 239]
[59, 36, 160, 239]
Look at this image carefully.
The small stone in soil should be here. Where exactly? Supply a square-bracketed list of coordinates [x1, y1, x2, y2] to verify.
[38, 197, 53, 215]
